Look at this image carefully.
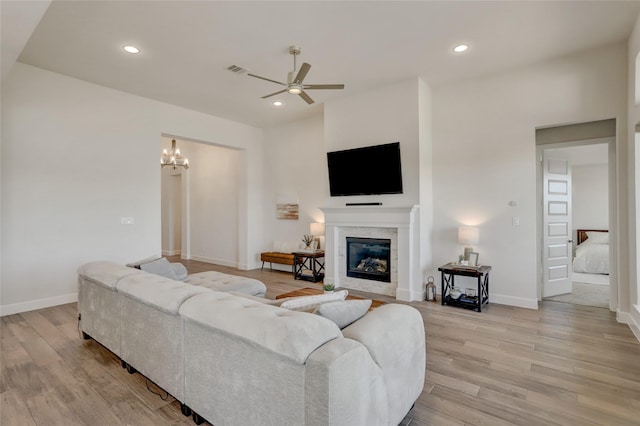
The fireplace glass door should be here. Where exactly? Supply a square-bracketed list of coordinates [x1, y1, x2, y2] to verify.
[346, 237, 391, 282]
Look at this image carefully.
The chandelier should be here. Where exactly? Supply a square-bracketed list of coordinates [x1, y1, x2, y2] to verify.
[161, 139, 189, 169]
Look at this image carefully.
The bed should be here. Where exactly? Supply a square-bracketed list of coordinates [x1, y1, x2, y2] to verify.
[572, 229, 609, 275]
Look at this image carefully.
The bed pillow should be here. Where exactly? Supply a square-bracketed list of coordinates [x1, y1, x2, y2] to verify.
[315, 299, 372, 329]
[139, 257, 178, 280]
[586, 231, 608, 244]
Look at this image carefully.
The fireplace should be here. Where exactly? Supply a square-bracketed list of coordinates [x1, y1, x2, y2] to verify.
[346, 237, 391, 283]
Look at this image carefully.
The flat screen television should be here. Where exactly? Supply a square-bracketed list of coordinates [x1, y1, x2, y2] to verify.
[327, 142, 403, 196]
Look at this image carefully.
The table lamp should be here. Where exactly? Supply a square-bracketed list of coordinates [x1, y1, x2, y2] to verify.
[458, 226, 479, 260]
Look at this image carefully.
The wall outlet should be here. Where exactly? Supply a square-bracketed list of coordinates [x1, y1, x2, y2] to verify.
[121, 217, 134, 225]
[512, 216, 519, 226]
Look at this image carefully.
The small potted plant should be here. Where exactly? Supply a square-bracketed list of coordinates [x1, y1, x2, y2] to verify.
[302, 234, 314, 249]
[322, 283, 335, 294]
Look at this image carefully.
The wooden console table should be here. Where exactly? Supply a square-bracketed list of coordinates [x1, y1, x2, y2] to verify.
[292, 251, 325, 282]
[438, 263, 491, 312]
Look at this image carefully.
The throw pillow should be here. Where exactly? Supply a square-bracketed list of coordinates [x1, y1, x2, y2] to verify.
[279, 290, 348, 311]
[315, 299, 372, 329]
[139, 257, 178, 280]
[126, 255, 161, 269]
[171, 262, 188, 281]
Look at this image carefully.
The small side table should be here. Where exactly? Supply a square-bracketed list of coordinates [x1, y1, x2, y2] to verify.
[438, 263, 491, 312]
[293, 251, 325, 282]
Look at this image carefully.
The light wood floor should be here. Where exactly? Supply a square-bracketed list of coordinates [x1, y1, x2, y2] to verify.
[2, 258, 640, 425]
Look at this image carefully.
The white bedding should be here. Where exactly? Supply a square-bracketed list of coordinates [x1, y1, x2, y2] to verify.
[573, 239, 609, 275]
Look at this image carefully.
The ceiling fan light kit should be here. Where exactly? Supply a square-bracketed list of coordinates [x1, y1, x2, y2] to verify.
[248, 45, 344, 105]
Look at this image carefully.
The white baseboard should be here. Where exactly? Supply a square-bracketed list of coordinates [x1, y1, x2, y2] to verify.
[162, 249, 181, 256]
[617, 307, 640, 343]
[1, 292, 78, 317]
[190, 255, 237, 268]
[491, 293, 539, 310]
[396, 288, 426, 302]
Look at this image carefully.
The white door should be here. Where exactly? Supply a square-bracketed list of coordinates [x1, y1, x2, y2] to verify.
[542, 153, 573, 297]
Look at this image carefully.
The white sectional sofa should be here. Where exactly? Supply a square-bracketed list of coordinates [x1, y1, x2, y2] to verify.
[77, 261, 426, 426]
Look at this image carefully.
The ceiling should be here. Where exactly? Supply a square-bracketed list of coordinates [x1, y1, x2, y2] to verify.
[7, 1, 640, 128]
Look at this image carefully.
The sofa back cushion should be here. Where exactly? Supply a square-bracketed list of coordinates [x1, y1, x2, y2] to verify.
[273, 240, 303, 253]
[117, 273, 209, 315]
[77, 261, 143, 289]
[180, 291, 341, 364]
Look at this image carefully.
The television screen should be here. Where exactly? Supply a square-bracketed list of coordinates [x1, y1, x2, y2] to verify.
[327, 142, 403, 196]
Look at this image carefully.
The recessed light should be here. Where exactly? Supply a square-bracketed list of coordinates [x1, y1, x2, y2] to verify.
[272, 101, 284, 107]
[453, 44, 469, 53]
[123, 45, 140, 54]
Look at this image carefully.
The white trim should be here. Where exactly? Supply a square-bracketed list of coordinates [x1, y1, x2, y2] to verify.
[1, 292, 78, 317]
[162, 249, 181, 256]
[617, 306, 640, 343]
[491, 293, 539, 310]
[190, 255, 237, 268]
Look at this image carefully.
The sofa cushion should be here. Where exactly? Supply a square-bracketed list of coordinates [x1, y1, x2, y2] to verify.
[180, 291, 341, 364]
[279, 290, 348, 311]
[315, 299, 372, 329]
[185, 271, 266, 297]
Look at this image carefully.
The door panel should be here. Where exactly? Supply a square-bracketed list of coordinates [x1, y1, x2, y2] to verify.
[543, 154, 572, 297]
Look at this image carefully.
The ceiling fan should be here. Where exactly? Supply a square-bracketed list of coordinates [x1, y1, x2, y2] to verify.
[247, 45, 344, 105]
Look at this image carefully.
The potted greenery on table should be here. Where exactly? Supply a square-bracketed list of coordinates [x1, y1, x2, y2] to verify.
[323, 283, 335, 294]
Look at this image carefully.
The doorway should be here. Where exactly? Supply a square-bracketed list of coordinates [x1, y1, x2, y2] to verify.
[160, 135, 244, 267]
[536, 119, 616, 310]
[541, 144, 610, 308]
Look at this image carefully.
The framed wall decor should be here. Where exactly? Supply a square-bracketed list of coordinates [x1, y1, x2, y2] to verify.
[276, 193, 299, 220]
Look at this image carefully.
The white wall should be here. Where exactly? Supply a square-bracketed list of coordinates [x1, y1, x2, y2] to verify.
[572, 164, 609, 231]
[184, 140, 242, 266]
[628, 12, 640, 339]
[324, 78, 422, 207]
[1, 63, 263, 315]
[161, 166, 182, 255]
[261, 115, 326, 269]
[432, 43, 628, 309]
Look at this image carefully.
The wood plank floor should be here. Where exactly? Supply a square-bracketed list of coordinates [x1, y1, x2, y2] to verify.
[2, 257, 639, 425]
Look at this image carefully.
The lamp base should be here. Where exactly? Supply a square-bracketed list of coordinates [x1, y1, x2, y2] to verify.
[463, 247, 473, 260]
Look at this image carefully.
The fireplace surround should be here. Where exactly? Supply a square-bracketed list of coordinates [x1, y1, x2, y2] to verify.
[321, 205, 422, 301]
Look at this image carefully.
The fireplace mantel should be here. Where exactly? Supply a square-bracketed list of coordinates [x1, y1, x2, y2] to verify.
[321, 205, 423, 301]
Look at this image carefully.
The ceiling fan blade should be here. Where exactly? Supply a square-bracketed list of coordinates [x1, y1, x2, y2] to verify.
[247, 73, 286, 86]
[261, 89, 287, 99]
[298, 91, 315, 105]
[304, 84, 345, 90]
[294, 63, 311, 84]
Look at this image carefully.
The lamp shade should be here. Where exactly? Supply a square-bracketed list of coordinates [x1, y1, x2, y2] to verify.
[310, 222, 325, 236]
[458, 227, 479, 245]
